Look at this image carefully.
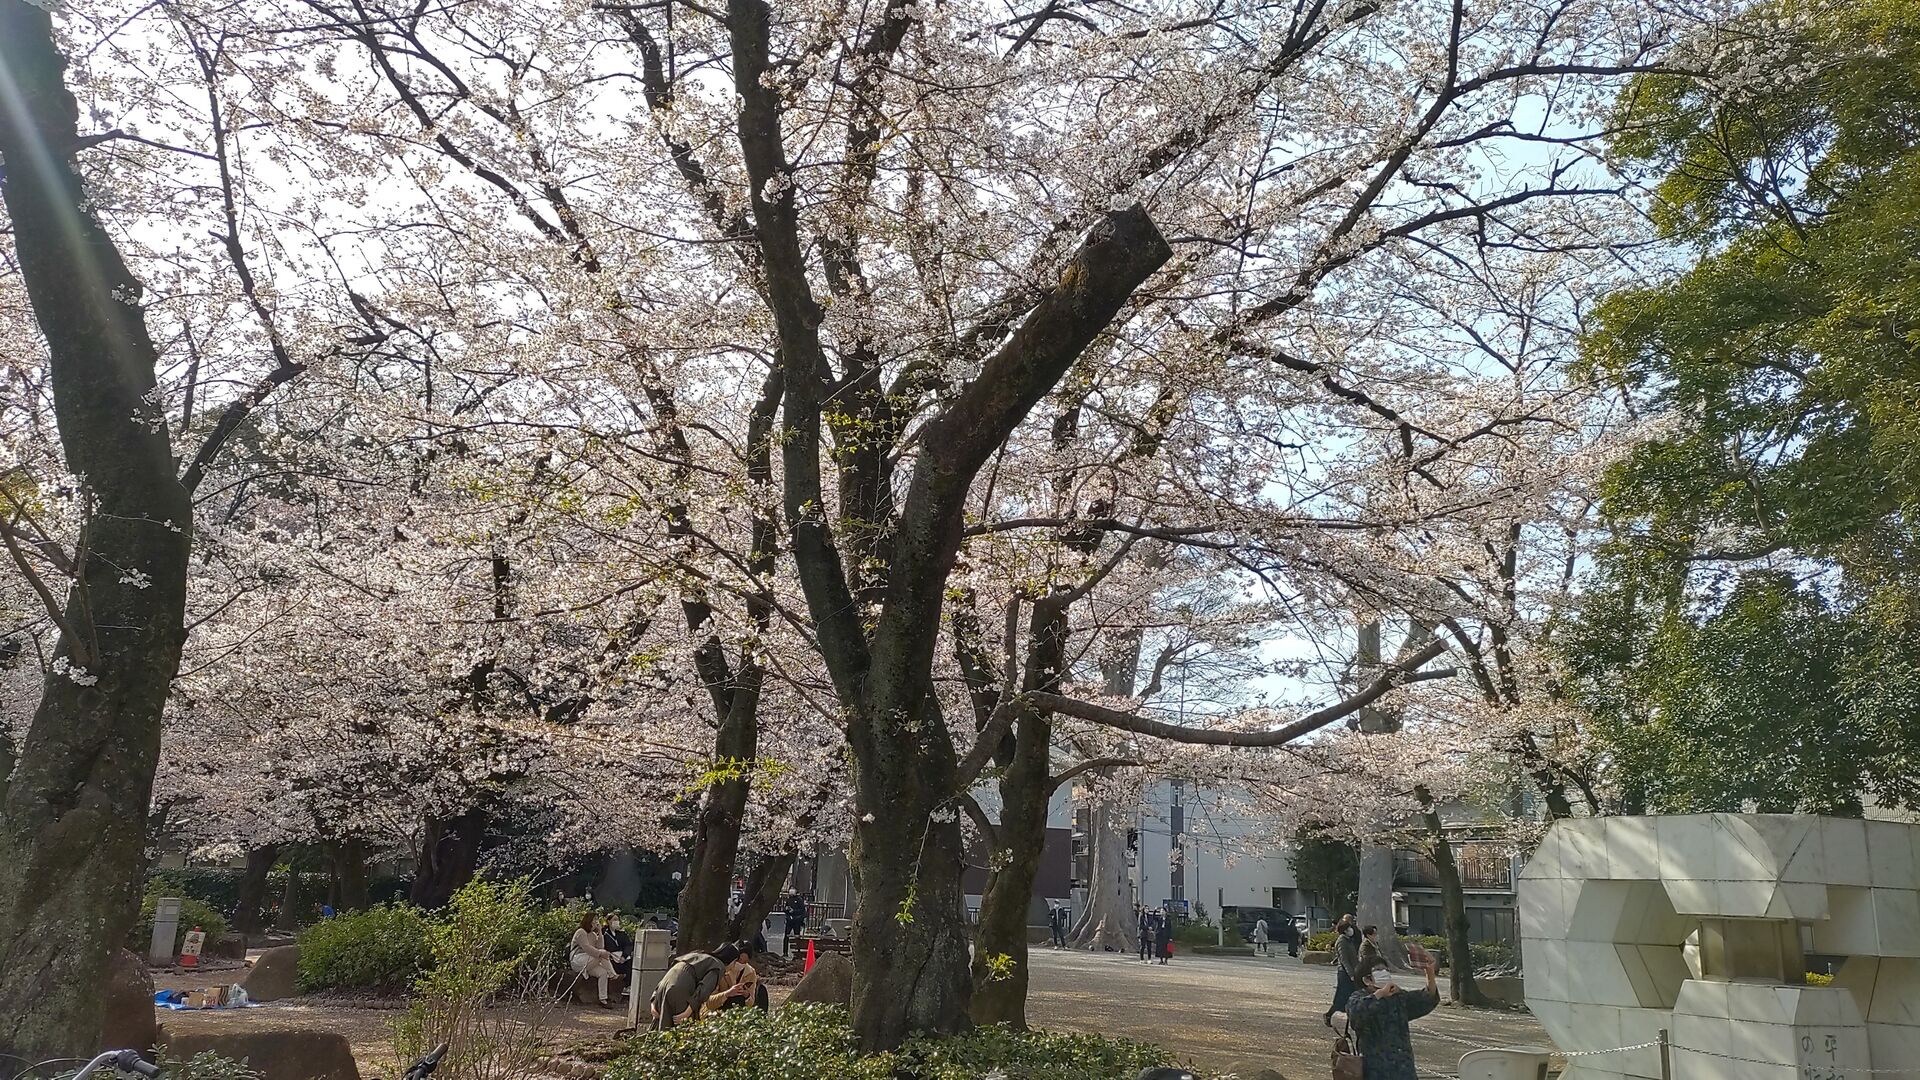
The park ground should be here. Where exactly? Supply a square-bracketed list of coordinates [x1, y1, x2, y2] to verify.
[157, 949, 1550, 1080]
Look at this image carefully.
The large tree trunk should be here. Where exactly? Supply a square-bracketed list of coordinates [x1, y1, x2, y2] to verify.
[1068, 797, 1137, 952]
[330, 840, 372, 912]
[678, 667, 765, 951]
[847, 751, 974, 1053]
[232, 845, 281, 935]
[971, 595, 1071, 1026]
[410, 808, 488, 908]
[1069, 635, 1144, 953]
[1417, 788, 1486, 1005]
[1358, 839, 1406, 968]
[0, 4, 195, 1062]
[969, 712, 1051, 1026]
[726, 849, 794, 945]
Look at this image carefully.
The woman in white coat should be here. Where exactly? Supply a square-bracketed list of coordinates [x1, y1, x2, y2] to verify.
[570, 911, 618, 1008]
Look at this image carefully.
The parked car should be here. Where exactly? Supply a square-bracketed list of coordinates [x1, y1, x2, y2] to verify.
[1224, 906, 1299, 945]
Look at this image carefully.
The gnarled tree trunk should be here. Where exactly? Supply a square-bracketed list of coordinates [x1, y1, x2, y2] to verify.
[0, 4, 195, 1060]
[232, 844, 281, 935]
[411, 808, 488, 908]
[1069, 796, 1138, 953]
[1417, 787, 1486, 1005]
[726, 849, 795, 945]
[330, 839, 372, 912]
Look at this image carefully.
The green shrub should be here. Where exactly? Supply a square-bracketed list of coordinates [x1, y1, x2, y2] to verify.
[130, 886, 228, 955]
[1470, 940, 1515, 972]
[297, 904, 432, 992]
[1306, 930, 1337, 952]
[1172, 918, 1230, 947]
[606, 1004, 1189, 1080]
[154, 1052, 262, 1080]
[1806, 971, 1835, 987]
[393, 879, 561, 1080]
[146, 869, 246, 918]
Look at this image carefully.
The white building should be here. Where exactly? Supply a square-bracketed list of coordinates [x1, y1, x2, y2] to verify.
[1113, 780, 1313, 924]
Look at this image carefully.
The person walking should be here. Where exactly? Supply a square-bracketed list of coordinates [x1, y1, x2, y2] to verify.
[1154, 911, 1173, 965]
[1359, 925, 1384, 972]
[782, 894, 809, 955]
[1137, 907, 1152, 963]
[1324, 914, 1360, 1026]
[1050, 904, 1068, 948]
[1252, 917, 1270, 956]
[1346, 955, 1440, 1079]
[1284, 917, 1300, 958]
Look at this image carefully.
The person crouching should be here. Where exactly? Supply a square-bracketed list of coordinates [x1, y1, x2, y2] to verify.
[649, 941, 742, 1030]
[707, 941, 767, 1014]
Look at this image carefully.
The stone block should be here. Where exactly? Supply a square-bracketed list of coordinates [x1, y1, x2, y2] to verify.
[1812, 886, 1878, 954]
[1868, 821, 1917, 888]
[240, 945, 301, 1003]
[1821, 817, 1871, 888]
[1714, 879, 1775, 918]
[99, 949, 157, 1054]
[160, 1030, 358, 1080]
[1764, 881, 1828, 921]
[1605, 817, 1660, 880]
[784, 952, 852, 1007]
[1657, 817, 1717, 885]
[1873, 888, 1920, 956]
[1661, 876, 1716, 916]
[1715, 816, 1778, 882]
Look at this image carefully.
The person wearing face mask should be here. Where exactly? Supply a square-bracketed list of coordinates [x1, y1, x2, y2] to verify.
[1324, 914, 1361, 1026]
[1345, 955, 1439, 1079]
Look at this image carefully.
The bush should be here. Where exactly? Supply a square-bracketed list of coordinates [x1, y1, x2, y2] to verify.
[1172, 919, 1232, 947]
[146, 869, 246, 919]
[392, 878, 562, 1080]
[606, 1004, 1189, 1080]
[155, 1052, 261, 1080]
[1470, 940, 1515, 972]
[298, 905, 432, 992]
[131, 885, 228, 956]
[1306, 930, 1337, 952]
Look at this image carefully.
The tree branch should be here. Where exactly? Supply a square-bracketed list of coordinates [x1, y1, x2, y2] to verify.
[1030, 637, 1454, 747]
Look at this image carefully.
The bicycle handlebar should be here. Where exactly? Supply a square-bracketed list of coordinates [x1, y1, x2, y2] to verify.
[72, 1051, 158, 1080]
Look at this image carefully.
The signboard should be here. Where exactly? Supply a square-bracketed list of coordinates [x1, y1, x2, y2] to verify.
[180, 928, 205, 969]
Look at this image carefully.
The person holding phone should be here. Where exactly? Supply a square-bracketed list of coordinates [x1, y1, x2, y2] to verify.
[1345, 955, 1439, 1079]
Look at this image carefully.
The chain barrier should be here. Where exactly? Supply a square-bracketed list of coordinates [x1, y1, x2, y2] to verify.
[1413, 1026, 1920, 1077]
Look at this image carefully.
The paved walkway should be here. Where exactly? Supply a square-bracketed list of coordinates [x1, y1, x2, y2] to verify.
[1024, 948, 1551, 1078]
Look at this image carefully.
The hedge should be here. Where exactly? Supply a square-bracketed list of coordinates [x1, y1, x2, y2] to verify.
[606, 1004, 1195, 1080]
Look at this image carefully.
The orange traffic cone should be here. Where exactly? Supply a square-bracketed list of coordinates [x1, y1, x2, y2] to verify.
[805, 938, 817, 972]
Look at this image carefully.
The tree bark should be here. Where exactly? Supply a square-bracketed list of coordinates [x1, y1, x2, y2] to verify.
[677, 656, 767, 951]
[410, 808, 488, 908]
[726, 849, 795, 945]
[232, 845, 282, 936]
[1358, 840, 1407, 968]
[330, 839, 372, 912]
[1069, 636, 1145, 953]
[1416, 789, 1487, 1006]
[0, 3, 195, 1062]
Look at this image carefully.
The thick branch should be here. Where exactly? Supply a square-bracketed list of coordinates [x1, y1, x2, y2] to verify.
[1031, 637, 1454, 747]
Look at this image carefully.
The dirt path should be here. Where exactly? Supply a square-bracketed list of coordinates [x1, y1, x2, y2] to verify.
[151, 951, 1545, 1079]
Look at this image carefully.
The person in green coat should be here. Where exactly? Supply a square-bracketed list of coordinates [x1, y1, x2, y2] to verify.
[1346, 955, 1439, 1080]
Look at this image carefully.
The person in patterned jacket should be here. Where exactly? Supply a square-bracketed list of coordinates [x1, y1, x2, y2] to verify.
[1346, 955, 1439, 1080]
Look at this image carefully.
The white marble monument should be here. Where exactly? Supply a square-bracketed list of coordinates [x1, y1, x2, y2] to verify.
[1519, 814, 1920, 1079]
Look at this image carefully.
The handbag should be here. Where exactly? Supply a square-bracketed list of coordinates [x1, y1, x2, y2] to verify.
[1331, 1019, 1364, 1080]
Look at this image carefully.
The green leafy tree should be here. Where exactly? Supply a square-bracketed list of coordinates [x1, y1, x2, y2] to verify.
[1570, 0, 1920, 813]
[1287, 834, 1359, 919]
